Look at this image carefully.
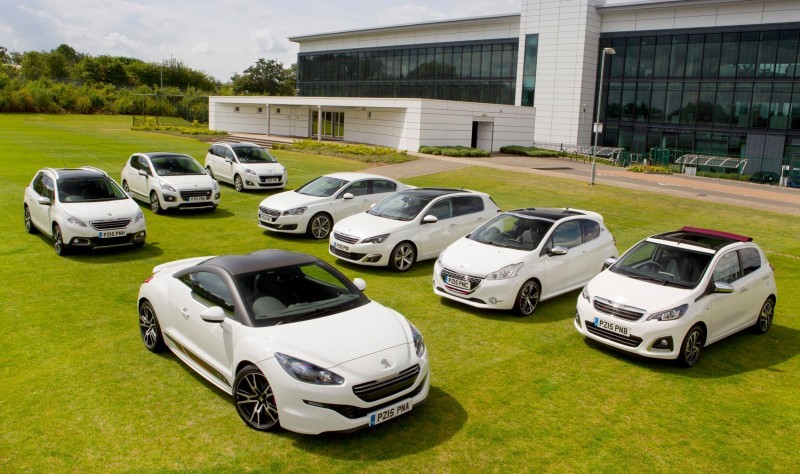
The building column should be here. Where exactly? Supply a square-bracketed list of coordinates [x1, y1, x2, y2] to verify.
[317, 105, 322, 141]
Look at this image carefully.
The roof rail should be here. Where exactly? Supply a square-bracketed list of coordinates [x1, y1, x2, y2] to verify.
[79, 166, 109, 176]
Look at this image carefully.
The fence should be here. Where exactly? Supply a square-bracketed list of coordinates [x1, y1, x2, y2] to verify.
[131, 94, 209, 126]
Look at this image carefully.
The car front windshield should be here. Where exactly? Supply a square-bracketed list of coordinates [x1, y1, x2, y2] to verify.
[233, 146, 278, 164]
[151, 155, 205, 176]
[610, 240, 713, 288]
[235, 262, 369, 327]
[469, 214, 552, 251]
[58, 177, 128, 202]
[367, 193, 432, 221]
[296, 176, 347, 197]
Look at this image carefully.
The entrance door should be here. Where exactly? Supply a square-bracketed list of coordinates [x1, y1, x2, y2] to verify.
[311, 111, 345, 140]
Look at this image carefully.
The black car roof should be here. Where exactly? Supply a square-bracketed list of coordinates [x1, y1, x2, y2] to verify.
[138, 152, 192, 159]
[508, 208, 586, 221]
[51, 167, 108, 181]
[203, 250, 319, 276]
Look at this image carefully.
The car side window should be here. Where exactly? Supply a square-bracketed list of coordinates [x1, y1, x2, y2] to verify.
[224, 148, 236, 161]
[580, 219, 601, 243]
[342, 180, 369, 197]
[739, 247, 761, 276]
[211, 145, 222, 156]
[550, 220, 583, 249]
[32, 172, 46, 196]
[712, 251, 742, 284]
[453, 196, 484, 216]
[42, 176, 56, 201]
[138, 156, 152, 175]
[427, 198, 453, 220]
[181, 272, 235, 314]
[371, 179, 397, 194]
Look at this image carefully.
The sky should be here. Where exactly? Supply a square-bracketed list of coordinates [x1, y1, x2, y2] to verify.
[0, 0, 634, 82]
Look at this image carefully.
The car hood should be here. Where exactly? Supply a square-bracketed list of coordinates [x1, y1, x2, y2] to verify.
[440, 238, 529, 276]
[260, 301, 412, 368]
[335, 212, 409, 237]
[62, 198, 141, 221]
[240, 162, 284, 174]
[259, 190, 327, 210]
[158, 175, 215, 189]
[587, 270, 693, 312]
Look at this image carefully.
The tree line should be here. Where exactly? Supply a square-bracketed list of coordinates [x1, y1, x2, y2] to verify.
[0, 44, 296, 121]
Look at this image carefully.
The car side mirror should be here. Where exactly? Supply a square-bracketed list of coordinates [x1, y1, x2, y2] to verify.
[712, 281, 734, 294]
[548, 245, 568, 256]
[422, 214, 438, 224]
[603, 257, 617, 270]
[353, 277, 367, 291]
[200, 306, 226, 323]
[37, 196, 52, 206]
[342, 192, 354, 200]
[138, 169, 148, 177]
[225, 157, 233, 163]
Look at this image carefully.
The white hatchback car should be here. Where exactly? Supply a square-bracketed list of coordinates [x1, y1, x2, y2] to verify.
[330, 188, 500, 272]
[138, 249, 429, 434]
[258, 172, 408, 239]
[121, 152, 220, 214]
[575, 226, 777, 367]
[205, 142, 287, 191]
[23, 167, 146, 256]
[434, 208, 618, 316]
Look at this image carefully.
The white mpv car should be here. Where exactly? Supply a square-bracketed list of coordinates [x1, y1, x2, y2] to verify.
[258, 172, 408, 239]
[330, 188, 500, 272]
[23, 167, 146, 256]
[205, 142, 287, 191]
[434, 208, 618, 316]
[121, 152, 220, 214]
[575, 227, 777, 367]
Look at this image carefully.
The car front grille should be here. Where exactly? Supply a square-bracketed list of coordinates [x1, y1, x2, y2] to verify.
[180, 189, 212, 200]
[330, 245, 366, 261]
[303, 374, 427, 420]
[259, 206, 281, 219]
[440, 267, 483, 293]
[333, 232, 359, 244]
[90, 218, 131, 231]
[586, 324, 643, 347]
[352, 364, 421, 402]
[593, 297, 646, 322]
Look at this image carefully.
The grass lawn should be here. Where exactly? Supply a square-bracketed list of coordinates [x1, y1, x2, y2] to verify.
[1, 114, 799, 472]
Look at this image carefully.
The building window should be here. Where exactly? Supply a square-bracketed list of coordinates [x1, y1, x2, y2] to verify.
[521, 34, 538, 107]
[234, 107, 240, 112]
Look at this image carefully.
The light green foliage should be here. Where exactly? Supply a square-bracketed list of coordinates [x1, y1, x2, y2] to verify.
[419, 145, 490, 157]
[275, 139, 413, 165]
[499, 145, 564, 157]
[1, 114, 798, 472]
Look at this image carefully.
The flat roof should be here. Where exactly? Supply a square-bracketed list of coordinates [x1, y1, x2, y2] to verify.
[598, 0, 755, 13]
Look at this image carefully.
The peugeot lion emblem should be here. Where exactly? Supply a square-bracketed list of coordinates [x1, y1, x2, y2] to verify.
[380, 358, 391, 369]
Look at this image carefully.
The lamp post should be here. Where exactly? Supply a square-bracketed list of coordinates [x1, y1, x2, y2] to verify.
[591, 47, 615, 185]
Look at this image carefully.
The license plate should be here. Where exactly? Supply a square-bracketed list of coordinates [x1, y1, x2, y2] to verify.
[259, 213, 276, 223]
[188, 196, 206, 202]
[444, 275, 470, 290]
[263, 177, 279, 183]
[369, 399, 412, 427]
[593, 317, 630, 337]
[99, 230, 126, 238]
[334, 241, 350, 252]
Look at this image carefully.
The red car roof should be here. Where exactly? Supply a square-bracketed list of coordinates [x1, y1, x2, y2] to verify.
[680, 226, 752, 242]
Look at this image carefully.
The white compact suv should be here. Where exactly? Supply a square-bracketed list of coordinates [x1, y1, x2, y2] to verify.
[121, 152, 220, 214]
[23, 167, 146, 256]
[205, 142, 287, 191]
[434, 208, 618, 316]
[575, 226, 777, 367]
[330, 188, 501, 271]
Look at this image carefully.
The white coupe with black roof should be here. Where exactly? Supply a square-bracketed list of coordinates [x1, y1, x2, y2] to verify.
[137, 249, 429, 434]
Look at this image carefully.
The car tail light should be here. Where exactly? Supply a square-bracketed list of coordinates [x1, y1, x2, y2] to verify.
[142, 275, 154, 283]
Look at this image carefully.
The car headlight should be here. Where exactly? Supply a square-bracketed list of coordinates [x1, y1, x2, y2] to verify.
[282, 168, 287, 175]
[274, 353, 344, 385]
[580, 285, 590, 302]
[134, 209, 144, 223]
[159, 181, 176, 193]
[63, 212, 87, 227]
[409, 322, 426, 358]
[361, 233, 389, 244]
[647, 304, 689, 322]
[283, 206, 307, 216]
[213, 180, 219, 190]
[244, 168, 257, 175]
[485, 262, 523, 280]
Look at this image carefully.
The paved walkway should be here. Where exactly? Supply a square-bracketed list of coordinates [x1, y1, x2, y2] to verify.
[362, 152, 800, 216]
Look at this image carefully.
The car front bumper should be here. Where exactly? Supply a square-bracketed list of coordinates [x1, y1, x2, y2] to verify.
[62, 219, 147, 249]
[158, 189, 220, 210]
[432, 261, 517, 311]
[328, 238, 391, 267]
[243, 174, 286, 190]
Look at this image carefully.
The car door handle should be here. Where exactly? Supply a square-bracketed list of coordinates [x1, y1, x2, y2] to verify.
[449, 224, 457, 228]
[740, 287, 748, 293]
[181, 308, 190, 318]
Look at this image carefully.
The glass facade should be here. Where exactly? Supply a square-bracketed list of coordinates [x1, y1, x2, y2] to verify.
[297, 39, 519, 105]
[521, 34, 539, 106]
[597, 24, 800, 162]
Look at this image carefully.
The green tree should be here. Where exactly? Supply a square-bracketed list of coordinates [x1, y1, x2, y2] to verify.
[231, 58, 295, 95]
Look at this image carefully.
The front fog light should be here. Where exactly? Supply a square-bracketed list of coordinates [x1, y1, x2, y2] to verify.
[651, 336, 674, 351]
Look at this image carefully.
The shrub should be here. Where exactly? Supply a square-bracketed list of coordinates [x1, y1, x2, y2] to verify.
[499, 145, 563, 158]
[417, 145, 490, 157]
[627, 164, 672, 174]
[276, 140, 413, 165]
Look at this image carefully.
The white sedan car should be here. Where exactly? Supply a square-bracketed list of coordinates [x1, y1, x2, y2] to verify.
[258, 172, 408, 239]
[205, 142, 287, 191]
[434, 208, 618, 316]
[23, 167, 146, 256]
[121, 152, 220, 214]
[575, 226, 777, 367]
[330, 188, 500, 271]
[138, 250, 430, 434]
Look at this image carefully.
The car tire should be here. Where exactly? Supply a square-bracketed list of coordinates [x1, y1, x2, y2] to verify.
[53, 224, 69, 256]
[138, 300, 166, 353]
[150, 191, 163, 214]
[677, 324, 704, 368]
[514, 279, 540, 317]
[122, 180, 130, 193]
[307, 213, 332, 239]
[234, 174, 244, 192]
[24, 205, 37, 234]
[206, 166, 214, 179]
[389, 241, 416, 272]
[752, 297, 775, 334]
[234, 364, 279, 431]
